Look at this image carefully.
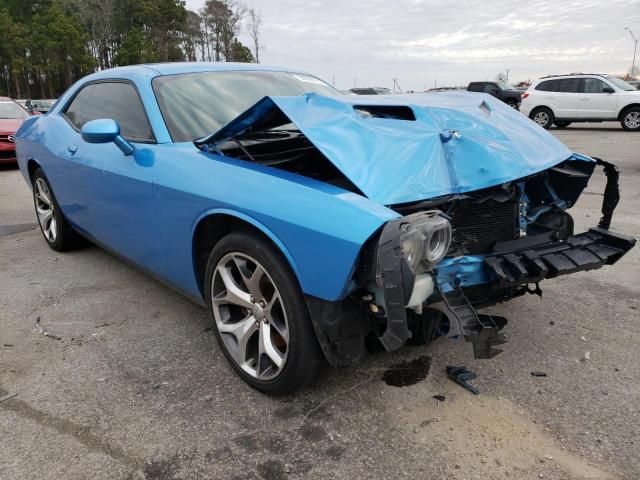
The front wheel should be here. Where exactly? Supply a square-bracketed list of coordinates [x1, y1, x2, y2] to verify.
[530, 108, 554, 129]
[621, 108, 640, 131]
[204, 230, 323, 395]
[32, 168, 83, 251]
[506, 100, 519, 109]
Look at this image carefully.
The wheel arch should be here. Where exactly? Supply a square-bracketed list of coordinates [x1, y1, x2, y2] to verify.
[618, 103, 640, 121]
[192, 209, 302, 298]
[529, 105, 554, 118]
[27, 158, 41, 185]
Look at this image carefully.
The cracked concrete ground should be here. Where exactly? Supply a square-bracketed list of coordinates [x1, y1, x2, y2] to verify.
[1, 123, 639, 480]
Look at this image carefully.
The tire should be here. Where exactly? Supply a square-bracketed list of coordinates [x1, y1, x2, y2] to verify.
[32, 168, 83, 251]
[204, 230, 323, 395]
[506, 100, 519, 109]
[554, 121, 571, 128]
[530, 107, 554, 129]
[620, 107, 640, 131]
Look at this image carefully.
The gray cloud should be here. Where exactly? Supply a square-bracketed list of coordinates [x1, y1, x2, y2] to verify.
[185, 0, 640, 90]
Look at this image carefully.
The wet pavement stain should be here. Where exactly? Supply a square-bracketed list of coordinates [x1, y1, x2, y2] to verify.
[381, 355, 432, 387]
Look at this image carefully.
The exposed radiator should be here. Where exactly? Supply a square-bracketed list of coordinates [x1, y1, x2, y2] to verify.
[448, 200, 518, 255]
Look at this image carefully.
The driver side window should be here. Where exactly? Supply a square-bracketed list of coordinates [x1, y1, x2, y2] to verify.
[64, 81, 155, 142]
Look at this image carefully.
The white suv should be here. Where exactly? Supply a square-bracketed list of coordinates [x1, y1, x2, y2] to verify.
[520, 74, 640, 131]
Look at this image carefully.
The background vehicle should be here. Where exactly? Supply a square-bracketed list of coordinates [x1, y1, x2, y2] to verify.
[15, 63, 635, 395]
[0, 97, 30, 164]
[466, 81, 522, 108]
[348, 87, 392, 95]
[520, 74, 640, 130]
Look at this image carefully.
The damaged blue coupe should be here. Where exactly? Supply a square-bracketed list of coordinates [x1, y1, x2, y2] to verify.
[15, 63, 636, 394]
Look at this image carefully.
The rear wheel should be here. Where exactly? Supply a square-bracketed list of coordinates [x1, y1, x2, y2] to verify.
[205, 230, 323, 395]
[530, 107, 554, 129]
[506, 100, 519, 109]
[32, 169, 83, 251]
[554, 121, 571, 128]
[621, 107, 640, 131]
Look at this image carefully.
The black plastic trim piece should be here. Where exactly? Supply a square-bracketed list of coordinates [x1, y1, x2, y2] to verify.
[485, 228, 635, 288]
[304, 295, 371, 367]
[375, 217, 412, 351]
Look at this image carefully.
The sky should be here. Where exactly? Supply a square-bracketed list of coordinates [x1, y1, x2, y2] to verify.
[184, 0, 640, 91]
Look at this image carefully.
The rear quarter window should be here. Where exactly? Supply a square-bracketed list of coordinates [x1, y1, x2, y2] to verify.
[535, 80, 557, 92]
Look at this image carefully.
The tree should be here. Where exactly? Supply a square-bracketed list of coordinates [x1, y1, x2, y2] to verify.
[495, 72, 508, 83]
[228, 39, 254, 63]
[248, 7, 262, 63]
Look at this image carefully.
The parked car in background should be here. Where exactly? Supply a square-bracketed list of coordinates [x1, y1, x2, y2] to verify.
[520, 74, 640, 130]
[627, 80, 640, 90]
[349, 87, 392, 95]
[15, 63, 635, 394]
[0, 97, 31, 164]
[466, 81, 522, 109]
[26, 99, 56, 114]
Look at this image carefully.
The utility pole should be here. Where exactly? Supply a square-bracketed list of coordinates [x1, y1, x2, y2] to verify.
[625, 27, 638, 79]
[505, 69, 510, 82]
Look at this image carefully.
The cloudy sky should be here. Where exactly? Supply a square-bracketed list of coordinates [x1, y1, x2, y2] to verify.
[185, 0, 640, 91]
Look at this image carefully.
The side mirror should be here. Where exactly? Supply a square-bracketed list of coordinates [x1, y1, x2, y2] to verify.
[81, 118, 135, 155]
[603, 86, 615, 94]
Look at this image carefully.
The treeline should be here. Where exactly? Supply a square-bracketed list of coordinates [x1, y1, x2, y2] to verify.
[0, 0, 262, 99]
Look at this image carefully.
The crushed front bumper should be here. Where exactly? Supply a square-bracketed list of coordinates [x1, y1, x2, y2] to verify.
[484, 228, 635, 288]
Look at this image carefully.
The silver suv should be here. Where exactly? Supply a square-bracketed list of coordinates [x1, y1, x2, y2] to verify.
[520, 74, 640, 130]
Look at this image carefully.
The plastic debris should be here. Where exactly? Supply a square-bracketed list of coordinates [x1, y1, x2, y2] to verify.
[446, 366, 480, 395]
[582, 351, 591, 361]
[531, 371, 547, 377]
[33, 316, 61, 341]
[0, 392, 17, 403]
[432, 395, 446, 402]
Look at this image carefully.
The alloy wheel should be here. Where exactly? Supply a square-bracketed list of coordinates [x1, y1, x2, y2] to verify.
[624, 111, 640, 129]
[533, 111, 549, 126]
[210, 252, 289, 381]
[34, 178, 57, 243]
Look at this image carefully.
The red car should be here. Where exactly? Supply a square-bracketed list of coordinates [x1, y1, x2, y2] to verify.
[0, 97, 31, 164]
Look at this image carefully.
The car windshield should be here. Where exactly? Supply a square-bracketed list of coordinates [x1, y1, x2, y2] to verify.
[153, 71, 340, 142]
[0, 101, 29, 119]
[605, 76, 636, 91]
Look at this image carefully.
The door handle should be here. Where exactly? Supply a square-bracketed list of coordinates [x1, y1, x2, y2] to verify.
[67, 144, 78, 155]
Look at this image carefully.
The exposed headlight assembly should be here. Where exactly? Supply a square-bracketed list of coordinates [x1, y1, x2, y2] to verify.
[398, 211, 452, 274]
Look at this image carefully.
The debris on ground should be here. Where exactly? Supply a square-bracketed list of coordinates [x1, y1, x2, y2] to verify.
[33, 316, 61, 341]
[580, 336, 588, 342]
[0, 392, 18, 403]
[432, 395, 446, 402]
[582, 351, 591, 361]
[446, 366, 479, 395]
[531, 371, 547, 377]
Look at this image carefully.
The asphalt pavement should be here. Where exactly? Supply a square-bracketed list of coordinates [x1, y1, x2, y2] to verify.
[1, 123, 639, 480]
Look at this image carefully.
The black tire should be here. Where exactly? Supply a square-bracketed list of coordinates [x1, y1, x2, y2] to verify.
[620, 107, 640, 131]
[530, 107, 554, 129]
[32, 168, 83, 252]
[204, 230, 324, 395]
[554, 121, 571, 128]
[506, 100, 519, 109]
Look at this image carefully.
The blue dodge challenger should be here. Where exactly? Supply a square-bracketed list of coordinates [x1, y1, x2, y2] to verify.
[15, 63, 635, 394]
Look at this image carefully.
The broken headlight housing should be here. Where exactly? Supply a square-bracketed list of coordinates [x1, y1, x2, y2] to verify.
[399, 211, 452, 274]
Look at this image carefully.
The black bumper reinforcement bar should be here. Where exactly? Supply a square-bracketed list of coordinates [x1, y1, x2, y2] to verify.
[484, 228, 636, 288]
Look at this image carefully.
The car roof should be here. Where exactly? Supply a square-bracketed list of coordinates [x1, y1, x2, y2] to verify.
[539, 73, 612, 79]
[82, 62, 307, 82]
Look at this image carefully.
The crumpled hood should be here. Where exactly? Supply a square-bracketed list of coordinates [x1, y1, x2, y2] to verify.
[200, 92, 573, 205]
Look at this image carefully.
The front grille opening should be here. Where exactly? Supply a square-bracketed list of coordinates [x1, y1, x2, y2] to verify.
[448, 199, 518, 255]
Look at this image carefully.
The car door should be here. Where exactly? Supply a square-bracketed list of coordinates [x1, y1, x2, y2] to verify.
[552, 78, 581, 118]
[63, 81, 160, 270]
[578, 78, 619, 119]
